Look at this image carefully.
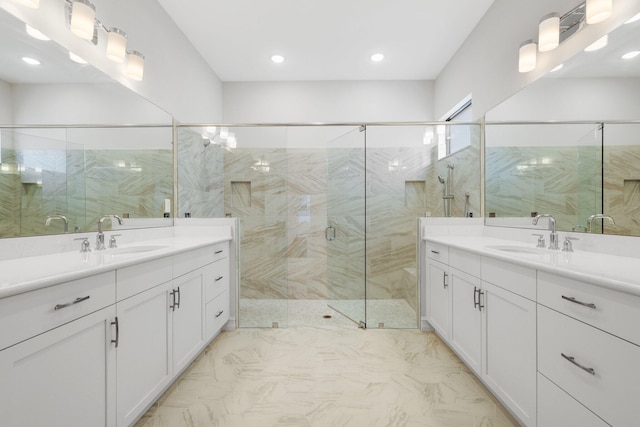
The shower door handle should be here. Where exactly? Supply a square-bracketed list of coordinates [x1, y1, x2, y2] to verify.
[325, 226, 336, 241]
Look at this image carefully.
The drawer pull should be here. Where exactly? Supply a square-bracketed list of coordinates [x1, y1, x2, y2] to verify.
[215, 310, 224, 318]
[562, 295, 596, 310]
[54, 295, 90, 310]
[215, 276, 224, 282]
[215, 250, 224, 254]
[474, 287, 480, 309]
[561, 353, 595, 376]
[431, 250, 440, 254]
[443, 272, 448, 288]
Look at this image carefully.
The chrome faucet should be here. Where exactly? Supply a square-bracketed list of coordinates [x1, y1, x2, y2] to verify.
[587, 214, 615, 233]
[44, 214, 69, 233]
[532, 214, 558, 250]
[96, 215, 123, 250]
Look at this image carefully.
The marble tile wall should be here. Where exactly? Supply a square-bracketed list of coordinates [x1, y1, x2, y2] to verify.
[604, 145, 640, 237]
[0, 146, 172, 237]
[486, 145, 602, 231]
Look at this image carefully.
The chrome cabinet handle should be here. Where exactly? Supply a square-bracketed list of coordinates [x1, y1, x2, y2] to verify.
[474, 287, 480, 309]
[443, 272, 448, 288]
[562, 295, 596, 309]
[215, 276, 224, 282]
[214, 250, 223, 254]
[111, 317, 119, 348]
[215, 310, 224, 318]
[54, 295, 90, 310]
[431, 250, 440, 254]
[170, 289, 178, 311]
[175, 287, 181, 309]
[478, 290, 485, 310]
[561, 353, 595, 375]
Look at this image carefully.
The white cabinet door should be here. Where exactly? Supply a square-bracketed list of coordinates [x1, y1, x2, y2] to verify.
[427, 259, 450, 340]
[482, 281, 537, 427]
[172, 268, 205, 374]
[450, 267, 482, 375]
[116, 283, 172, 427]
[0, 306, 117, 427]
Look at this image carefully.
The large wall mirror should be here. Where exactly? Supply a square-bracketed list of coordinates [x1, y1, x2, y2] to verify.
[0, 8, 174, 238]
[485, 16, 640, 237]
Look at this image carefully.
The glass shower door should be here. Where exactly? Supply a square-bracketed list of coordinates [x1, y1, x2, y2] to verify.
[326, 126, 367, 327]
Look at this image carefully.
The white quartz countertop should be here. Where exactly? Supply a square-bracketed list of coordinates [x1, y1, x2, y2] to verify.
[424, 235, 640, 297]
[0, 235, 231, 300]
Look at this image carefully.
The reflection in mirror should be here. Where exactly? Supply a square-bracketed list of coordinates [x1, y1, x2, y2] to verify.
[0, 8, 174, 238]
[485, 16, 640, 236]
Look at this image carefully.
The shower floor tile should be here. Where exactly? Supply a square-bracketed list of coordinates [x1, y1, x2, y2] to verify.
[135, 327, 519, 427]
[239, 299, 417, 329]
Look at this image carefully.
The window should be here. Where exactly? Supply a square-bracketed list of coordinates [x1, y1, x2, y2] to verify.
[438, 96, 473, 160]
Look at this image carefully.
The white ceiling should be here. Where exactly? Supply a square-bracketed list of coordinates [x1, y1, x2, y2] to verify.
[157, 0, 495, 82]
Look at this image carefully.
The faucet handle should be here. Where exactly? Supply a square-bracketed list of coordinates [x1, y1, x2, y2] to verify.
[74, 237, 91, 253]
[109, 234, 122, 249]
[562, 236, 579, 253]
[532, 233, 545, 248]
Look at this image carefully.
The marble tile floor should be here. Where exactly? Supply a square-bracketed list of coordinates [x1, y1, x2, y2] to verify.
[239, 299, 417, 329]
[134, 325, 520, 427]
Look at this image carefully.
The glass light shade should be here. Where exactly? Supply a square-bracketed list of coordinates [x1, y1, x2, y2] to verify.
[519, 40, 537, 73]
[584, 35, 608, 51]
[126, 51, 145, 81]
[12, 0, 39, 9]
[538, 13, 560, 52]
[106, 28, 127, 63]
[586, 0, 612, 24]
[70, 0, 96, 41]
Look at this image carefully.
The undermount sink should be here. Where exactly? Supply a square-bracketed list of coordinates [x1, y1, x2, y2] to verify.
[485, 245, 549, 255]
[108, 245, 169, 255]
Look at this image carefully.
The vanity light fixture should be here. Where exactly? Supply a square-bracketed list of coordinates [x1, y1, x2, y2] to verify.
[586, 0, 613, 24]
[622, 51, 640, 59]
[69, 51, 88, 64]
[12, 0, 39, 9]
[126, 51, 145, 81]
[518, 40, 537, 73]
[538, 13, 560, 52]
[106, 28, 127, 63]
[371, 53, 384, 62]
[271, 55, 284, 64]
[26, 24, 50, 41]
[69, 0, 96, 40]
[584, 34, 608, 51]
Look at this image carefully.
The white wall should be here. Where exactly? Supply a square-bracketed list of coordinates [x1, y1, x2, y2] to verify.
[435, 0, 640, 120]
[0, 80, 11, 124]
[222, 80, 434, 123]
[0, 0, 223, 123]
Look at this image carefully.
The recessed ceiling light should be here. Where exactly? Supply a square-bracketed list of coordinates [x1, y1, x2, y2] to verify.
[271, 55, 284, 64]
[584, 35, 608, 52]
[625, 13, 640, 24]
[69, 51, 87, 64]
[622, 51, 640, 59]
[550, 63, 564, 72]
[22, 57, 40, 65]
[371, 53, 384, 62]
[25, 24, 50, 41]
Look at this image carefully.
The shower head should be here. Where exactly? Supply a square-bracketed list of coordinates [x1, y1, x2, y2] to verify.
[438, 175, 445, 184]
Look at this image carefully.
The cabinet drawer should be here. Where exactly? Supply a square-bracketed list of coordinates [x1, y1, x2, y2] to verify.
[206, 259, 229, 302]
[174, 242, 228, 278]
[0, 272, 116, 350]
[117, 257, 172, 301]
[538, 305, 640, 426]
[538, 271, 640, 345]
[538, 373, 609, 427]
[426, 241, 448, 264]
[449, 248, 480, 278]
[481, 256, 535, 300]
[206, 290, 229, 339]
